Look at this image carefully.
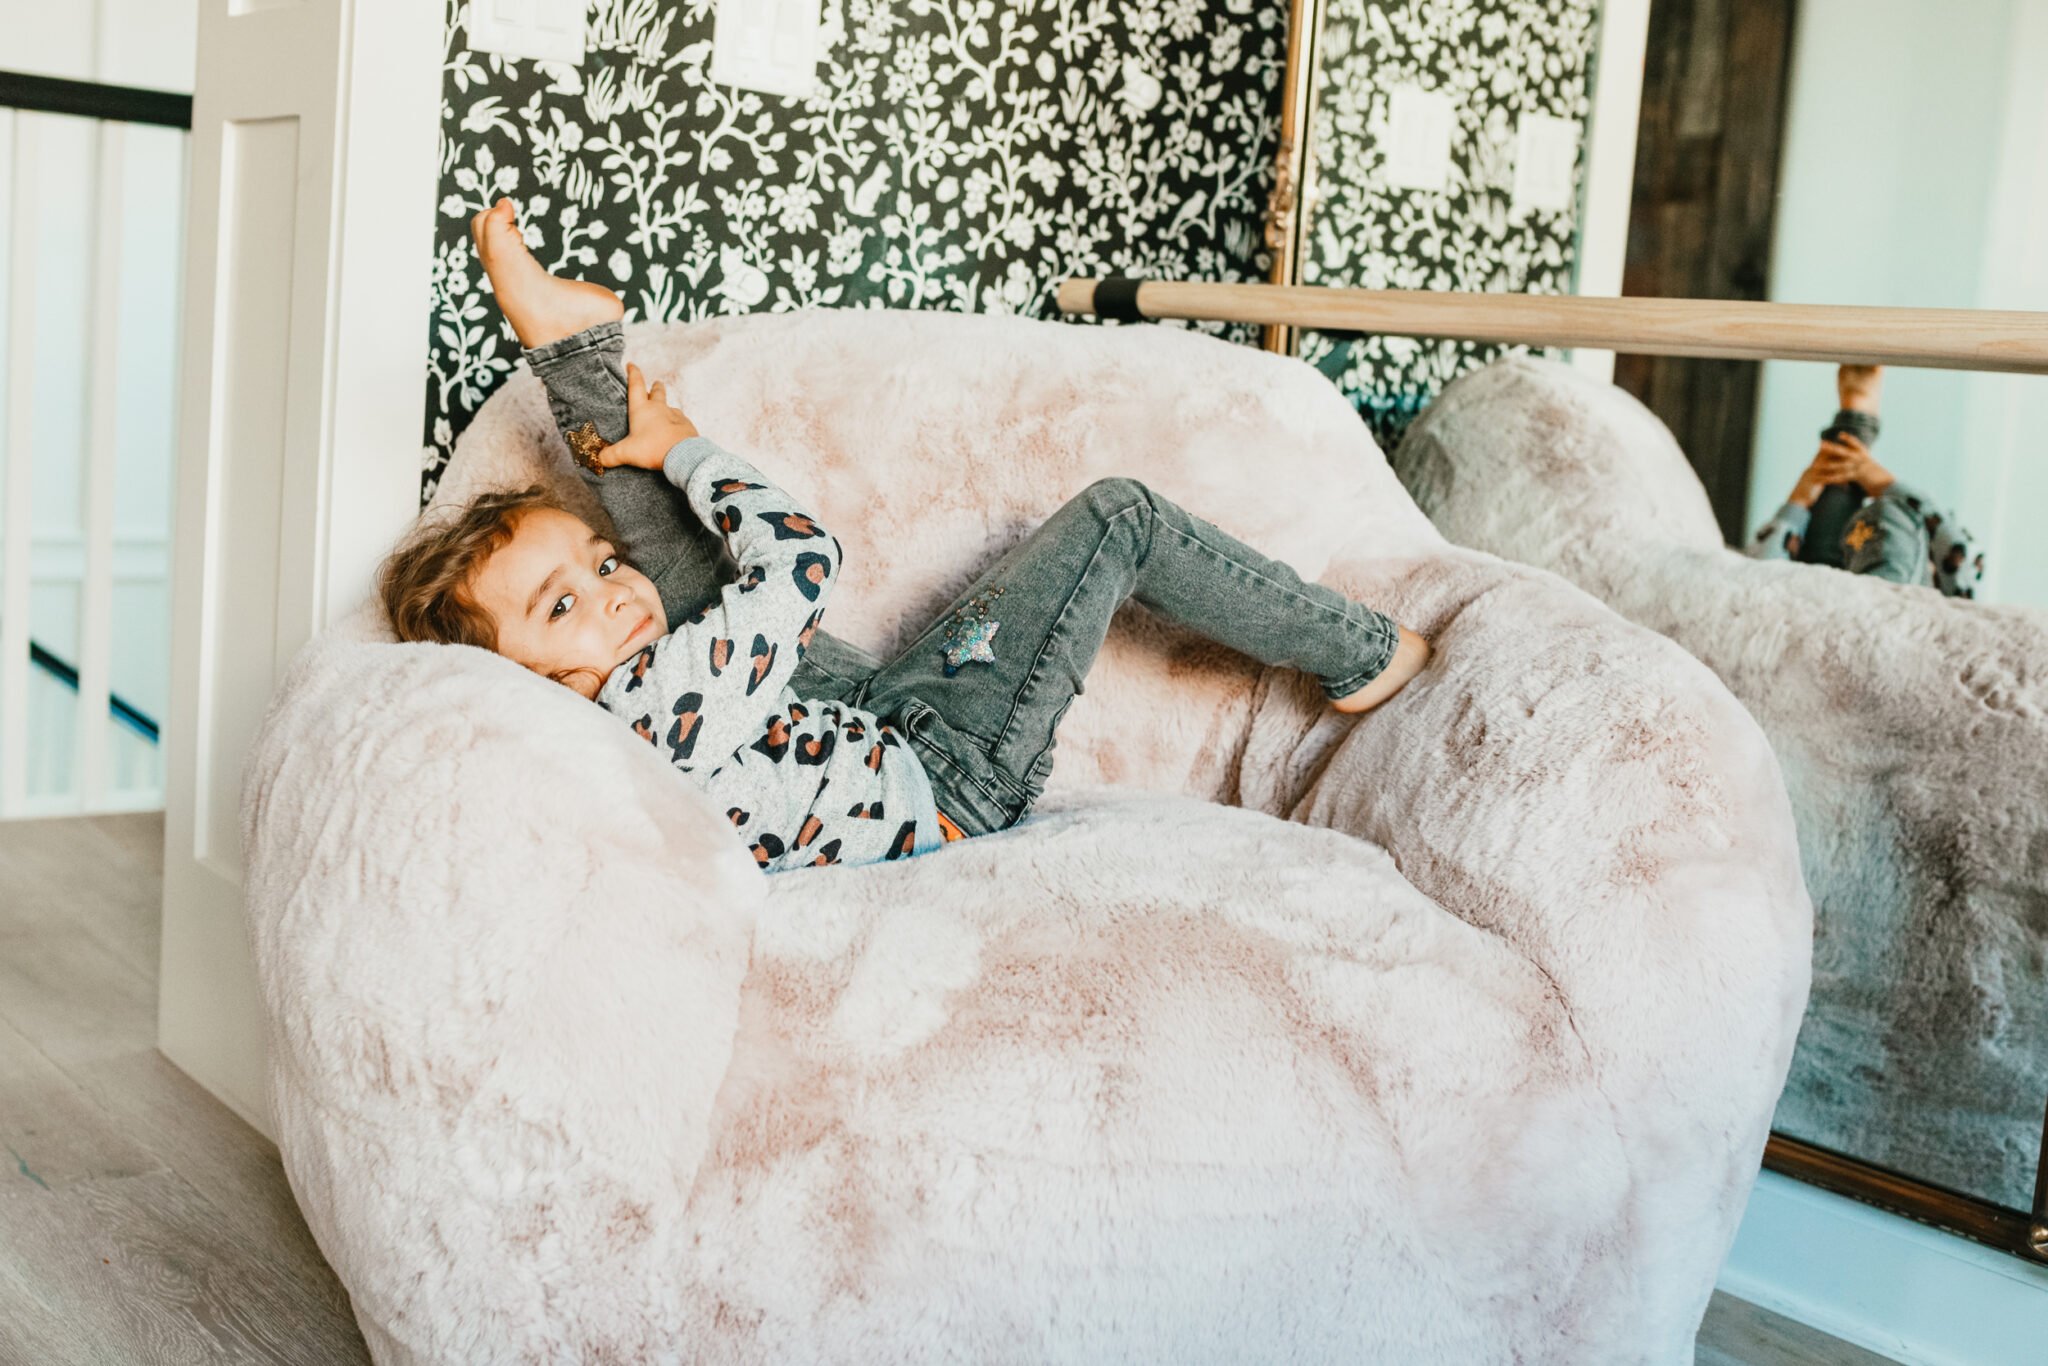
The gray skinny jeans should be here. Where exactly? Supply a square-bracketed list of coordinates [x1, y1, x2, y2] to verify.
[527, 321, 1400, 835]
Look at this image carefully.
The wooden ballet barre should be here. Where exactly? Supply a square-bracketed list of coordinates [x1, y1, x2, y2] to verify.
[1055, 279, 2048, 375]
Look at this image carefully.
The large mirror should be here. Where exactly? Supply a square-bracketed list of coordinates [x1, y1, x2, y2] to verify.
[1624, 0, 2048, 608]
[1285, 0, 2048, 1246]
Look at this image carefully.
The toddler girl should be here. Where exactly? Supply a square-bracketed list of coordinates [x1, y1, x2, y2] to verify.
[379, 199, 1429, 873]
[1746, 364, 1985, 597]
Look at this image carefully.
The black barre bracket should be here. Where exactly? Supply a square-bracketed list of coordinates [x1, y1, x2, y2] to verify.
[1093, 277, 1147, 323]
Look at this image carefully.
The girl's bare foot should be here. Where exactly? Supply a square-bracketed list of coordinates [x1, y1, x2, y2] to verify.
[470, 197, 623, 350]
[1331, 626, 1430, 714]
[1837, 364, 1883, 414]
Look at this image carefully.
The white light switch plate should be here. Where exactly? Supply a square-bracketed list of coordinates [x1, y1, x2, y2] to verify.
[1511, 112, 1583, 217]
[1382, 85, 1455, 193]
[710, 0, 824, 99]
[467, 0, 588, 65]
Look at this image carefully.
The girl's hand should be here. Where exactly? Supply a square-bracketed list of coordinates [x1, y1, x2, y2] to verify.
[1815, 432, 1896, 498]
[601, 362, 701, 470]
[1788, 432, 1895, 507]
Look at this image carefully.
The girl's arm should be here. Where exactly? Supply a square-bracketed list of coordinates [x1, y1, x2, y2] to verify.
[1745, 441, 1847, 561]
[1926, 505, 1986, 600]
[1745, 502, 1808, 561]
[596, 367, 836, 766]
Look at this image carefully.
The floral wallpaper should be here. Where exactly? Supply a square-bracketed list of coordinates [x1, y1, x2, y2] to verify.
[1297, 0, 1600, 451]
[423, 0, 1291, 499]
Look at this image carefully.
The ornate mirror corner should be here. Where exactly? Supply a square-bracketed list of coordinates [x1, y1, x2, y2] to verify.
[1260, 0, 1326, 358]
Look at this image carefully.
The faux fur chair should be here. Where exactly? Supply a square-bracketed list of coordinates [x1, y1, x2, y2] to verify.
[1395, 354, 2048, 1212]
[241, 312, 1810, 1364]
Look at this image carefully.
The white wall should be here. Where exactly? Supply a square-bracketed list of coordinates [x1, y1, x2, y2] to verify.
[1955, 3, 2048, 607]
[0, 0, 194, 810]
[1749, 0, 2048, 605]
[0, 0, 198, 90]
[1568, 0, 1651, 383]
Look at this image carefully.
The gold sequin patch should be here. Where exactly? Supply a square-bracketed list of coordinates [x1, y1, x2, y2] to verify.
[567, 420, 610, 476]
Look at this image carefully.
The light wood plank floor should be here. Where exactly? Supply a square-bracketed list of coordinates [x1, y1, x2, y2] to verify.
[0, 813, 1896, 1364]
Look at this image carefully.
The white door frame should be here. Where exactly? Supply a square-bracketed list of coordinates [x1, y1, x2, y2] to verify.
[1571, 0, 1651, 382]
[159, 0, 439, 1138]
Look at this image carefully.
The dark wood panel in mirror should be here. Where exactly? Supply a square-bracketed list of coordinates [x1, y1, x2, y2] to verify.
[1615, 0, 1799, 544]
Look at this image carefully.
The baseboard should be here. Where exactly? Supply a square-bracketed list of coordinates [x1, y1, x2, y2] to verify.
[1717, 1169, 2048, 1365]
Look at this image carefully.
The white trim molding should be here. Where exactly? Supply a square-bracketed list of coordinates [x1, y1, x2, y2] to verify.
[1568, 0, 1650, 383]
[1720, 1171, 2048, 1365]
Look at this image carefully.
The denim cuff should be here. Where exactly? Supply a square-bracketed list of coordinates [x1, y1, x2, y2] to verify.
[1772, 501, 1812, 538]
[1825, 408, 1881, 446]
[1318, 609, 1402, 700]
[521, 318, 623, 370]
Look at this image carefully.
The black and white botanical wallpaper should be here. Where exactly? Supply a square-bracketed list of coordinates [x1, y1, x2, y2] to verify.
[424, 0, 1290, 498]
[1297, 0, 1599, 451]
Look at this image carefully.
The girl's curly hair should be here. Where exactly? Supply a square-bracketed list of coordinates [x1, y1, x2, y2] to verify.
[378, 486, 572, 649]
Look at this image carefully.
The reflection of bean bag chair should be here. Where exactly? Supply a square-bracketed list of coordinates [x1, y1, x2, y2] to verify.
[1396, 354, 2048, 1210]
[243, 312, 1809, 1364]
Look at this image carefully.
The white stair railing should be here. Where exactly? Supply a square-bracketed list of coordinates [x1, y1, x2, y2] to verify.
[0, 106, 33, 816]
[0, 74, 190, 819]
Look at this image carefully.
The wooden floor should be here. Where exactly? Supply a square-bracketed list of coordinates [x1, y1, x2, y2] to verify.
[0, 813, 1896, 1365]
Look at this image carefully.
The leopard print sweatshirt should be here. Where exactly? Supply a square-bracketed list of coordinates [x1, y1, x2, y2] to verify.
[596, 437, 943, 872]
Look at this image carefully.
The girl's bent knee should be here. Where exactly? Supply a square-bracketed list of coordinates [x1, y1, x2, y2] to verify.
[1081, 476, 1151, 515]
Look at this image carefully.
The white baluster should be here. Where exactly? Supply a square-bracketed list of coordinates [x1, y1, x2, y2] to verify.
[77, 118, 125, 810]
[1, 110, 38, 819]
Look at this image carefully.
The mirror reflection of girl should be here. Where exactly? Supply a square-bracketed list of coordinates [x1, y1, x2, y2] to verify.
[376, 199, 1431, 874]
[1746, 364, 1985, 597]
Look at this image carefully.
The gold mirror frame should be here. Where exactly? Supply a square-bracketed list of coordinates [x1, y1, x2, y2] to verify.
[1258, 0, 1322, 358]
[1223, 0, 2048, 1265]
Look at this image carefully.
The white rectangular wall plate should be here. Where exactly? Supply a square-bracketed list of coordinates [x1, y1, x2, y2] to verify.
[1382, 85, 1456, 193]
[710, 0, 824, 100]
[1511, 111, 1583, 218]
[466, 0, 588, 66]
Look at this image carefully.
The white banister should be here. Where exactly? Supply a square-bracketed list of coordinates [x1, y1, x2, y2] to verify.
[1, 110, 37, 818]
[77, 118, 126, 808]
[0, 105, 180, 820]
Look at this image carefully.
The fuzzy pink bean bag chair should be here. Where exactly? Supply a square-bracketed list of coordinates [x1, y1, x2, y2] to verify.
[242, 311, 1810, 1364]
[1396, 354, 2048, 1212]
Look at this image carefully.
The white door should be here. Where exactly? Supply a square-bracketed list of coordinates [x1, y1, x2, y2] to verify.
[158, 0, 438, 1137]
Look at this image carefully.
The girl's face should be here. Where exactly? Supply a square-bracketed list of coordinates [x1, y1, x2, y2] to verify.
[469, 506, 666, 699]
